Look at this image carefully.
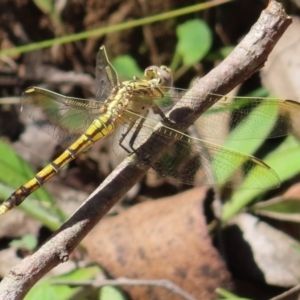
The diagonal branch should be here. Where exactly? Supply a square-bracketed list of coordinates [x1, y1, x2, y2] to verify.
[0, 1, 292, 299]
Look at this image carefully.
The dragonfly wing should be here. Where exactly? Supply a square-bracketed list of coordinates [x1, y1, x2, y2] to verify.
[158, 88, 300, 139]
[198, 97, 300, 140]
[95, 46, 119, 102]
[21, 87, 101, 144]
[151, 127, 280, 189]
[119, 108, 280, 189]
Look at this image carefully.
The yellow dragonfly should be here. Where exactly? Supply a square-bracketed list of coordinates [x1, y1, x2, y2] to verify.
[1, 45, 300, 214]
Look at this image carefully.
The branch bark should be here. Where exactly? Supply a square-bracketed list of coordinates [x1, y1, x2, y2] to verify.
[0, 1, 292, 299]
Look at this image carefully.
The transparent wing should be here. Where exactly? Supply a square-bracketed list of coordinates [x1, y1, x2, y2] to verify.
[119, 110, 280, 189]
[20, 83, 166, 145]
[151, 131, 280, 189]
[20, 83, 287, 189]
[155, 88, 300, 140]
[21, 87, 102, 144]
[21, 81, 300, 147]
[95, 45, 119, 102]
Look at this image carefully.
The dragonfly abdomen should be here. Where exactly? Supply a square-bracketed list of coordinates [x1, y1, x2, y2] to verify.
[0, 114, 116, 214]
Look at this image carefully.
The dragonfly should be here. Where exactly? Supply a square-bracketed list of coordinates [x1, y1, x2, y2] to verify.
[1, 45, 300, 214]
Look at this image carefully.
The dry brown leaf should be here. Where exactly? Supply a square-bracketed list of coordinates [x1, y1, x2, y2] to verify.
[82, 187, 232, 300]
[261, 16, 300, 100]
[224, 213, 300, 287]
[281, 182, 300, 199]
[0, 209, 40, 238]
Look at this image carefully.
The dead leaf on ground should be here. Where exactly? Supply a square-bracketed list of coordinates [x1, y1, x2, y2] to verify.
[82, 187, 232, 300]
[261, 16, 300, 101]
[0, 209, 40, 239]
[223, 213, 300, 287]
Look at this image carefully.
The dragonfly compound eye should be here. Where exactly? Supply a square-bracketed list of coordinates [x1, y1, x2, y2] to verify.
[144, 66, 158, 79]
[144, 65, 173, 92]
[158, 66, 173, 88]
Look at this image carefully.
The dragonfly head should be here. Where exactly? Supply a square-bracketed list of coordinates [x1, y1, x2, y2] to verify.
[144, 65, 173, 92]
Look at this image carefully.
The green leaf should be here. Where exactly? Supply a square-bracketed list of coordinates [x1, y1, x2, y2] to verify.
[0, 140, 65, 227]
[24, 281, 60, 300]
[25, 266, 102, 300]
[224, 100, 278, 154]
[9, 234, 38, 251]
[176, 19, 212, 66]
[251, 197, 300, 222]
[100, 286, 126, 300]
[206, 46, 235, 61]
[265, 136, 300, 182]
[216, 287, 251, 300]
[33, 0, 53, 15]
[112, 55, 143, 80]
[222, 136, 300, 222]
[212, 99, 278, 187]
[0, 141, 52, 203]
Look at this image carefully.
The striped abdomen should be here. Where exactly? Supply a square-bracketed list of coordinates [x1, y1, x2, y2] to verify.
[0, 113, 115, 214]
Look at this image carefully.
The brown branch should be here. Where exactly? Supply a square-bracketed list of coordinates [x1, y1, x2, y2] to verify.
[0, 1, 292, 299]
[271, 283, 300, 300]
[52, 277, 198, 300]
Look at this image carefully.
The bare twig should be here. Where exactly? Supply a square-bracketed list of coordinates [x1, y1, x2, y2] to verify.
[52, 277, 198, 300]
[271, 284, 300, 300]
[0, 1, 292, 299]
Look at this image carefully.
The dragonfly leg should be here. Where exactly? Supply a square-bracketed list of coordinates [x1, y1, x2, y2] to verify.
[119, 112, 148, 153]
[152, 104, 175, 125]
[119, 120, 137, 153]
[127, 116, 153, 167]
[128, 117, 146, 150]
